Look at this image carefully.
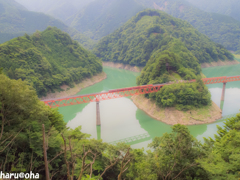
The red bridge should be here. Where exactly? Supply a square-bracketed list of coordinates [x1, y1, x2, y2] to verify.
[43, 76, 240, 108]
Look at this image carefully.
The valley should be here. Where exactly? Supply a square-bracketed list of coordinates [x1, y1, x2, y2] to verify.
[0, 0, 240, 179]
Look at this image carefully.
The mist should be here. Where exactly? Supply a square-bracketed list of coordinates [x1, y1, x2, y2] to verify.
[15, 0, 95, 21]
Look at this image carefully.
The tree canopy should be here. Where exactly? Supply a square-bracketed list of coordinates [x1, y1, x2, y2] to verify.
[1, 73, 240, 179]
[0, 27, 102, 97]
[0, 0, 94, 49]
[94, 9, 233, 67]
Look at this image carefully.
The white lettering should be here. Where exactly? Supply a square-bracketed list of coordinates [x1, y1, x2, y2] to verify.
[25, 173, 30, 179]
[10, 173, 14, 178]
[5, 173, 9, 178]
[14, 173, 18, 178]
[35, 173, 39, 179]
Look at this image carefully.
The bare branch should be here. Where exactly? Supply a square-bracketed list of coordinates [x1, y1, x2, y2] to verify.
[0, 127, 23, 153]
[48, 151, 64, 164]
[50, 170, 60, 180]
[61, 133, 71, 180]
[172, 163, 197, 180]
[42, 124, 50, 180]
[0, 134, 13, 145]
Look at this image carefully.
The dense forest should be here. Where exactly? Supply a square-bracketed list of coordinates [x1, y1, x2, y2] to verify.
[0, 27, 102, 97]
[94, 9, 233, 67]
[137, 0, 240, 52]
[0, 70, 239, 179]
[18, 0, 240, 52]
[136, 48, 211, 110]
[187, 0, 240, 22]
[0, 0, 94, 49]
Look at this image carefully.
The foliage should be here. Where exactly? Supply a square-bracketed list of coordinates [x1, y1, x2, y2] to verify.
[94, 9, 233, 67]
[199, 114, 240, 180]
[1, 72, 240, 179]
[0, 27, 102, 97]
[0, 0, 94, 49]
[139, 0, 240, 52]
[151, 79, 211, 111]
[0, 73, 66, 178]
[148, 124, 207, 179]
[136, 48, 211, 110]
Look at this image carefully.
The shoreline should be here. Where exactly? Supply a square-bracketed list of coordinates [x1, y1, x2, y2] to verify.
[131, 95, 222, 125]
[103, 60, 239, 72]
[201, 59, 239, 68]
[103, 61, 143, 72]
[41, 72, 107, 100]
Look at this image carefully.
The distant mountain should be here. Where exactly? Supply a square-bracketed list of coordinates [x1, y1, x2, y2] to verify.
[137, 0, 240, 52]
[14, 0, 240, 52]
[0, 27, 102, 97]
[66, 0, 145, 40]
[15, 0, 94, 22]
[186, 0, 240, 22]
[94, 9, 233, 67]
[0, 0, 94, 49]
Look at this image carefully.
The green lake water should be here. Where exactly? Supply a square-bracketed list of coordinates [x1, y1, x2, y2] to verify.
[58, 61, 240, 149]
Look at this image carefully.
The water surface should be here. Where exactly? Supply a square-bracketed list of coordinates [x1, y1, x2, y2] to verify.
[59, 64, 240, 149]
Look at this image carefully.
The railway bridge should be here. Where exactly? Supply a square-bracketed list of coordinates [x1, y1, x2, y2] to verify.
[43, 75, 240, 124]
[42, 75, 240, 140]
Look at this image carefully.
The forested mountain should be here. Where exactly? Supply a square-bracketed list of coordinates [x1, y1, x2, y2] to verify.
[15, 0, 94, 22]
[14, 0, 240, 52]
[94, 9, 234, 110]
[0, 0, 95, 49]
[94, 9, 233, 67]
[1, 70, 239, 179]
[137, 0, 240, 52]
[66, 0, 145, 41]
[187, 0, 240, 22]
[0, 27, 102, 97]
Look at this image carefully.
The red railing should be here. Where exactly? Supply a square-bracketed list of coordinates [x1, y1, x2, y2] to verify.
[43, 76, 240, 108]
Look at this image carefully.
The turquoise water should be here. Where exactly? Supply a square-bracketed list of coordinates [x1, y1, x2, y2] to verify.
[58, 64, 240, 149]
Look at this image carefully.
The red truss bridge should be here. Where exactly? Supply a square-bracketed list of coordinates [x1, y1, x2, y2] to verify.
[42, 76, 240, 108]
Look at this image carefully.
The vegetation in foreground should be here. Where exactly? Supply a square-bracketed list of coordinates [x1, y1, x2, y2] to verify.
[1, 67, 240, 180]
[0, 27, 102, 97]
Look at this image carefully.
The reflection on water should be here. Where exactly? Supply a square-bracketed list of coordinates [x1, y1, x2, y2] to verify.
[58, 65, 240, 148]
[207, 87, 240, 116]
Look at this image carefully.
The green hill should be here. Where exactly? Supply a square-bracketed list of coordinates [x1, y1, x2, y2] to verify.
[94, 9, 233, 67]
[0, 27, 102, 97]
[40, 0, 240, 52]
[137, 0, 240, 52]
[0, 0, 95, 49]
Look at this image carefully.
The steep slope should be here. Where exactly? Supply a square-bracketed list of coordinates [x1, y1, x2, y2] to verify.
[137, 0, 240, 52]
[15, 0, 94, 22]
[0, 27, 102, 97]
[186, 0, 240, 22]
[66, 0, 145, 40]
[15, 0, 240, 52]
[0, 0, 94, 49]
[94, 9, 233, 67]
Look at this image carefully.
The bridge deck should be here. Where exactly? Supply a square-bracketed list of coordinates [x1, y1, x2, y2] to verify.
[42, 76, 240, 108]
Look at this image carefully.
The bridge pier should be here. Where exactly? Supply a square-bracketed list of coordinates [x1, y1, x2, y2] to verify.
[220, 82, 226, 110]
[96, 100, 101, 125]
[96, 100, 101, 140]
